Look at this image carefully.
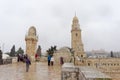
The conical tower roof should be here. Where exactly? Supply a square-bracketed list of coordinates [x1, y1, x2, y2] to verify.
[73, 13, 79, 23]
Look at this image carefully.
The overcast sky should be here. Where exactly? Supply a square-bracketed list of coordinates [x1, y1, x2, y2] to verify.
[0, 0, 120, 53]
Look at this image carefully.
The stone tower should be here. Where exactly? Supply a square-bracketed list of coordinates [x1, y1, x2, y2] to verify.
[25, 26, 38, 58]
[71, 15, 86, 65]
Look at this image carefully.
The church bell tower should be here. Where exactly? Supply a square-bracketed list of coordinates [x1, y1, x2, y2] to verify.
[71, 15, 86, 60]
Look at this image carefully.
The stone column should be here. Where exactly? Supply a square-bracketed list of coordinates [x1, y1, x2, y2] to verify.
[25, 26, 38, 61]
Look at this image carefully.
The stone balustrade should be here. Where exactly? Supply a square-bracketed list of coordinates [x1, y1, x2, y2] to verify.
[61, 63, 112, 80]
[61, 63, 79, 80]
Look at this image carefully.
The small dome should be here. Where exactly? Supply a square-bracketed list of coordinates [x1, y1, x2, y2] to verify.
[54, 47, 72, 64]
[57, 47, 71, 53]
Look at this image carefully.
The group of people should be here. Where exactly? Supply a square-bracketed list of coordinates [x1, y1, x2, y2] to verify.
[17, 54, 31, 62]
[24, 54, 31, 72]
[17, 53, 65, 72]
[17, 53, 40, 72]
[47, 55, 64, 66]
[48, 55, 54, 66]
[17, 54, 31, 72]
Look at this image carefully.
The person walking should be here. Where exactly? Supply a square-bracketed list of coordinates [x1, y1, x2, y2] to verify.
[48, 55, 51, 66]
[50, 56, 54, 66]
[25, 56, 31, 72]
[35, 53, 38, 61]
[60, 57, 64, 65]
[17, 54, 20, 62]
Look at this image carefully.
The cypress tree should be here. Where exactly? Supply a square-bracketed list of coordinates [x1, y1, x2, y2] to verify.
[10, 45, 16, 57]
[36, 45, 41, 57]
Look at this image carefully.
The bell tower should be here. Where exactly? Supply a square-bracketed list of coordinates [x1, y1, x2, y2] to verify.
[25, 26, 38, 58]
[71, 15, 86, 60]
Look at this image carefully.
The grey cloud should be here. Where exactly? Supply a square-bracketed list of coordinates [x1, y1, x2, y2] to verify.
[0, 0, 120, 53]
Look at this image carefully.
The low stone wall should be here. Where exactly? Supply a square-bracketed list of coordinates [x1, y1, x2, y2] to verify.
[12, 57, 17, 63]
[0, 58, 12, 65]
[61, 63, 79, 80]
[3, 58, 12, 64]
[61, 63, 111, 80]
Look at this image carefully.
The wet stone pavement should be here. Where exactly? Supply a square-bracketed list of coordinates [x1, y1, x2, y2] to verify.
[0, 62, 61, 80]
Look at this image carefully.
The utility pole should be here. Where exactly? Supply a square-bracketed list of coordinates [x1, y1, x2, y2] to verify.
[2, 43, 4, 53]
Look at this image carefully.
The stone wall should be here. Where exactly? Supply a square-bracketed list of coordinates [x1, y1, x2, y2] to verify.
[61, 63, 79, 80]
[61, 63, 111, 80]
[3, 58, 12, 64]
[85, 58, 120, 80]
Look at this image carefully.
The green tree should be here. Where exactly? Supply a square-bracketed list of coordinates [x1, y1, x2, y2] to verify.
[16, 47, 24, 55]
[9, 45, 16, 57]
[36, 45, 41, 57]
[46, 45, 57, 56]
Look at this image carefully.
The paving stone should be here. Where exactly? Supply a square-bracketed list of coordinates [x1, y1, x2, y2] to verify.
[0, 62, 61, 80]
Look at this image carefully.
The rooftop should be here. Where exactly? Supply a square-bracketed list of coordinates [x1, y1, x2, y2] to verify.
[79, 66, 111, 78]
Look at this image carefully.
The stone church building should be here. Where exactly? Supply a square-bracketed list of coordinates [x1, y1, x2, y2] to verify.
[70, 15, 120, 80]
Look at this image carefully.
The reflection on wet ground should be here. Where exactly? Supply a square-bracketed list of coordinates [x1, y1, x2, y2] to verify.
[0, 62, 61, 80]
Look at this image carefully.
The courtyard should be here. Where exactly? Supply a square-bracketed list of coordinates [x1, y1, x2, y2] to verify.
[0, 62, 61, 80]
